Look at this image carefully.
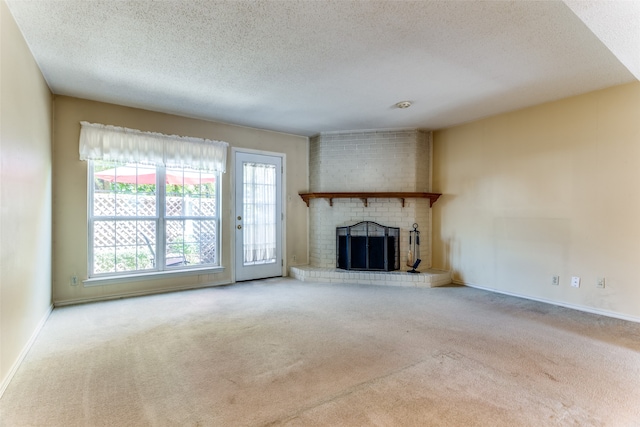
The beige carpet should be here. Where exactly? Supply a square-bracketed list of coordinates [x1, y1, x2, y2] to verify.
[1, 278, 639, 426]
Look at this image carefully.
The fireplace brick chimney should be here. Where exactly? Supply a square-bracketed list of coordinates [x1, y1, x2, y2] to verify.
[308, 129, 433, 269]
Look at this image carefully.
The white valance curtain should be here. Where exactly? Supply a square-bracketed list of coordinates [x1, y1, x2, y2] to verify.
[79, 121, 229, 173]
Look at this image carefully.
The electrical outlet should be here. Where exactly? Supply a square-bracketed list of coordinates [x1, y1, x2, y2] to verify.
[597, 277, 606, 289]
[571, 276, 580, 288]
[292, 255, 297, 262]
[551, 275, 560, 286]
[70, 275, 79, 286]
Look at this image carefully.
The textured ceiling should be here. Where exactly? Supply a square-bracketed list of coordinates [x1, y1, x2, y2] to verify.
[5, 0, 639, 137]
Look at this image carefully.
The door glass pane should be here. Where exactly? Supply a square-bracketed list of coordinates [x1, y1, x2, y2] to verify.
[243, 162, 277, 266]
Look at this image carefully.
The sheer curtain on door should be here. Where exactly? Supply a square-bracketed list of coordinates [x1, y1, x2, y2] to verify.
[243, 162, 277, 265]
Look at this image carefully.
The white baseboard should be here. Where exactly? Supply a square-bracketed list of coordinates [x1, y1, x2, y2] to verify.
[456, 280, 640, 324]
[53, 280, 232, 307]
[0, 304, 54, 398]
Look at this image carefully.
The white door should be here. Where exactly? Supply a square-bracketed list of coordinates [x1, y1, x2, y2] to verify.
[234, 152, 283, 281]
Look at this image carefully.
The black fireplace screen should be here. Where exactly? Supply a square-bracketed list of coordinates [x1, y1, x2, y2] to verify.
[336, 221, 400, 271]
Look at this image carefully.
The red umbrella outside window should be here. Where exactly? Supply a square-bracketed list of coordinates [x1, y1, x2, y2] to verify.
[95, 165, 216, 185]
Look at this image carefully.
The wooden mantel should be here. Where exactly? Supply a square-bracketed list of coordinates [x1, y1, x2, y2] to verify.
[298, 192, 442, 208]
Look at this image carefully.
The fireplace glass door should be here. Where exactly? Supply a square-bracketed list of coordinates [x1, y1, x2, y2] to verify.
[336, 221, 399, 271]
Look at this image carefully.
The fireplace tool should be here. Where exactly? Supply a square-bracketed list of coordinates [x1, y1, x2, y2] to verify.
[406, 229, 414, 268]
[407, 223, 421, 273]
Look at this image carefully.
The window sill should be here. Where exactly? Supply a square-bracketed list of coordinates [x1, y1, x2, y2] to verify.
[83, 266, 225, 287]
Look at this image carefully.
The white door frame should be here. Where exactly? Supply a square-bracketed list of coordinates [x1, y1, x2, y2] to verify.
[232, 148, 286, 282]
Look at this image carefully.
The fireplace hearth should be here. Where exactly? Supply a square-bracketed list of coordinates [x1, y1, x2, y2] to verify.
[336, 221, 399, 271]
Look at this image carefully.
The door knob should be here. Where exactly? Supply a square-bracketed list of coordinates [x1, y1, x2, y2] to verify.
[237, 225, 242, 229]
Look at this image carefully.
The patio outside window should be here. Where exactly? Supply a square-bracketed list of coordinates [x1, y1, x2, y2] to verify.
[89, 161, 220, 276]
[78, 121, 228, 279]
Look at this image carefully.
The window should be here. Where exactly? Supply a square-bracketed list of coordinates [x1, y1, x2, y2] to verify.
[79, 121, 228, 280]
[89, 161, 220, 276]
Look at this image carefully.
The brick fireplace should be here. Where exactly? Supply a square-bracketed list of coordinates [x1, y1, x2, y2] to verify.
[310, 129, 433, 268]
[291, 129, 451, 287]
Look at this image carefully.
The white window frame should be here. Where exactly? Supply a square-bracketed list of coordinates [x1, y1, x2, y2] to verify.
[86, 161, 222, 284]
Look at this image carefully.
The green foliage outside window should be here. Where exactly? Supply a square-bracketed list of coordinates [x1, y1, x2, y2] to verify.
[91, 160, 218, 275]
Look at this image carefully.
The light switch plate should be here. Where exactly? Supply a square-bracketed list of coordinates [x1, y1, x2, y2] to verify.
[571, 276, 580, 288]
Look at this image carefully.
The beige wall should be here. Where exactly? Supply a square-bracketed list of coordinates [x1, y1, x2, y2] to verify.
[1, 0, 53, 391]
[433, 82, 640, 320]
[53, 97, 308, 305]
